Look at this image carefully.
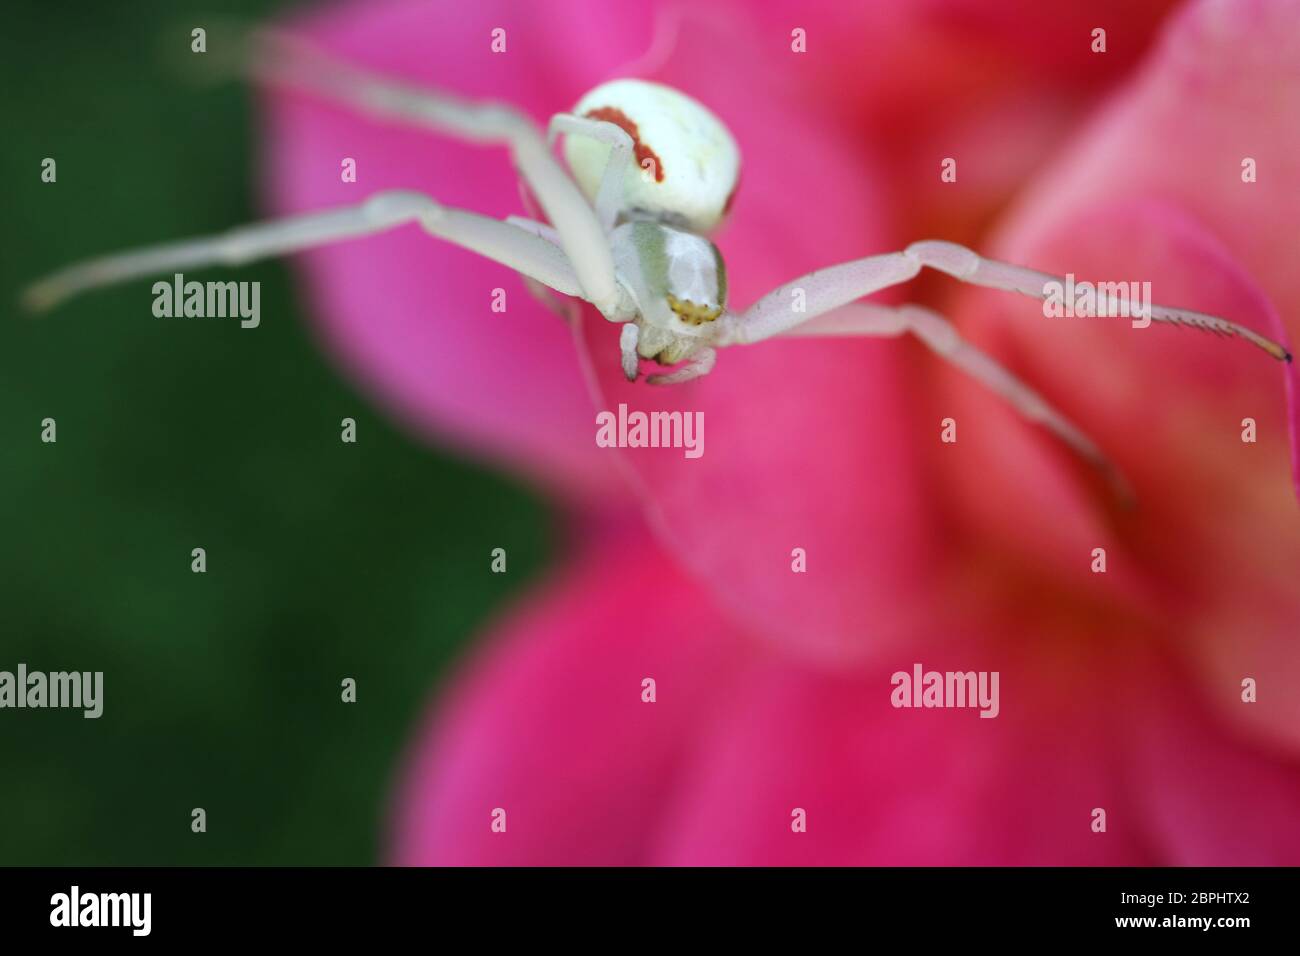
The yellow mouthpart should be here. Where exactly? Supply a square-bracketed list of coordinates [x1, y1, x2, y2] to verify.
[667, 294, 722, 326]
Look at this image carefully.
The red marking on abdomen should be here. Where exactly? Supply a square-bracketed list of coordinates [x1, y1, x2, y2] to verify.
[584, 106, 665, 183]
[723, 175, 740, 216]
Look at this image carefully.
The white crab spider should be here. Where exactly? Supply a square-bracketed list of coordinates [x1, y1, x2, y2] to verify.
[24, 33, 1292, 485]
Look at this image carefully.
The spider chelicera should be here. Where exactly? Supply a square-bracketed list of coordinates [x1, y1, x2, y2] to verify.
[24, 32, 1292, 487]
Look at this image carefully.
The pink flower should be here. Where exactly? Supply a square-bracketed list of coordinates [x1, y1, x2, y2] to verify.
[262, 0, 1300, 863]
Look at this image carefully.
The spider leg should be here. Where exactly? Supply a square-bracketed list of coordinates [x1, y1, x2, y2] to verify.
[619, 324, 641, 381]
[907, 240, 1292, 361]
[22, 190, 583, 313]
[504, 216, 560, 244]
[716, 240, 1291, 362]
[646, 346, 717, 386]
[780, 302, 1130, 497]
[715, 252, 922, 344]
[250, 31, 628, 319]
[503, 216, 581, 320]
[547, 115, 635, 232]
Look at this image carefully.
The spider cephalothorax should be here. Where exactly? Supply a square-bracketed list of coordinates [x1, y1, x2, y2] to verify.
[611, 220, 726, 339]
[23, 32, 1293, 491]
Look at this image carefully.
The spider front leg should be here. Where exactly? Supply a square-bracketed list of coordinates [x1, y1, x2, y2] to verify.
[250, 32, 628, 320]
[23, 190, 584, 312]
[715, 252, 924, 345]
[614, 323, 715, 385]
[645, 346, 717, 385]
[547, 115, 635, 233]
[717, 240, 1292, 361]
[906, 240, 1292, 362]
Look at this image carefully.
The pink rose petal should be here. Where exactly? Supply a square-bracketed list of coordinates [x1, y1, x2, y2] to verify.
[388, 530, 751, 865]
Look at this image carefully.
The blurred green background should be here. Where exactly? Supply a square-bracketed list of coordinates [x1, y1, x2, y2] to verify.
[0, 0, 550, 863]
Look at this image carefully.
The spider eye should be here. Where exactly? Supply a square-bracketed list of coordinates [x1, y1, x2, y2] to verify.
[611, 222, 727, 331]
[565, 79, 740, 234]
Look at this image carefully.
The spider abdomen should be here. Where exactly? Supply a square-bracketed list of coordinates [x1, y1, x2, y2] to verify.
[564, 79, 740, 234]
